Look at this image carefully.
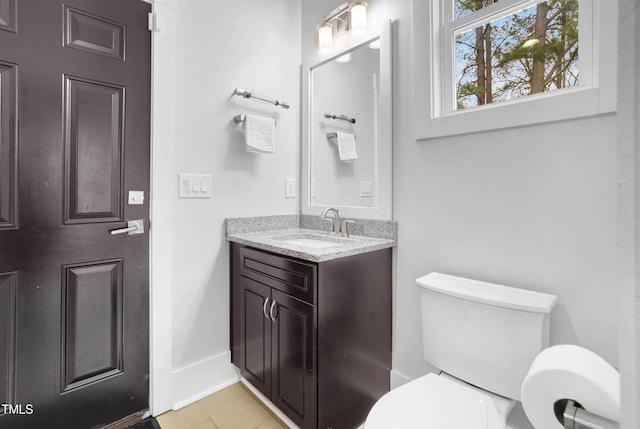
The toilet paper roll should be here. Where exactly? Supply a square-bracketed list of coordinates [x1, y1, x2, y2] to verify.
[521, 345, 620, 429]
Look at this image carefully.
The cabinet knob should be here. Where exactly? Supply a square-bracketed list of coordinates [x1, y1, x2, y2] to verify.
[263, 297, 271, 319]
[269, 300, 278, 322]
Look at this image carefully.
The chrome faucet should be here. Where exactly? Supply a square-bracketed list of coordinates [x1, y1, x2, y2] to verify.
[321, 207, 340, 235]
[321, 207, 355, 237]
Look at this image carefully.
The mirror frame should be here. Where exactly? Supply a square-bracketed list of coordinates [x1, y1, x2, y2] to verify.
[302, 19, 392, 220]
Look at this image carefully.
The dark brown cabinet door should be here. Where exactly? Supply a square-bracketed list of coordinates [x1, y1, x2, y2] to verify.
[241, 278, 272, 398]
[230, 244, 317, 429]
[270, 290, 316, 429]
[235, 280, 316, 429]
[0, 1, 151, 428]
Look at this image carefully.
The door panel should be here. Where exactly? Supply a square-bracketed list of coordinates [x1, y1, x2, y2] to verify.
[0, 61, 17, 230]
[271, 290, 316, 428]
[62, 260, 123, 392]
[0, 0, 151, 427]
[0, 0, 16, 33]
[64, 75, 124, 224]
[63, 6, 126, 61]
[0, 271, 17, 412]
[242, 278, 271, 398]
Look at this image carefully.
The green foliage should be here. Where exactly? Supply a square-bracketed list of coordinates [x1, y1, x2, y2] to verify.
[456, 83, 487, 109]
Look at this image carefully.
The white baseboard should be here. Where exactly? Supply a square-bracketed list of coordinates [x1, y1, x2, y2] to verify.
[171, 351, 240, 410]
[390, 369, 412, 389]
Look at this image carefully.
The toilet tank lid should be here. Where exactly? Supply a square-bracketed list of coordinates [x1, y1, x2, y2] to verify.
[416, 272, 557, 313]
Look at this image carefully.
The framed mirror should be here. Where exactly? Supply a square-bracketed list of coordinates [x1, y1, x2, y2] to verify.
[302, 20, 392, 220]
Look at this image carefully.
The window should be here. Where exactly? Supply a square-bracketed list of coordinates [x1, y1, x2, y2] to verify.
[411, 0, 617, 139]
[452, 1, 580, 110]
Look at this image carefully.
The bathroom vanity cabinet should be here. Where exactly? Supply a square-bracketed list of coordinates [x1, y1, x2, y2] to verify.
[230, 243, 392, 429]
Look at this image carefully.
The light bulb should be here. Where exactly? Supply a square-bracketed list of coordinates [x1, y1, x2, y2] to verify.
[350, 2, 368, 36]
[317, 22, 333, 54]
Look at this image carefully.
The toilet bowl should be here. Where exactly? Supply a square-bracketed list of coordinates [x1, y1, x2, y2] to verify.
[365, 373, 515, 429]
[365, 273, 557, 428]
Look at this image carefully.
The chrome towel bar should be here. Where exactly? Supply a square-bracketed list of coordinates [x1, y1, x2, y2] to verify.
[327, 132, 357, 140]
[234, 88, 290, 109]
[324, 113, 356, 124]
[234, 114, 277, 126]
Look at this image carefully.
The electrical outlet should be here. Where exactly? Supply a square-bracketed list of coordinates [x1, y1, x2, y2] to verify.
[285, 178, 296, 198]
[360, 181, 375, 197]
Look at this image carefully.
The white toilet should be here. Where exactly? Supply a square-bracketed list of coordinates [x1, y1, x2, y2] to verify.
[365, 272, 557, 429]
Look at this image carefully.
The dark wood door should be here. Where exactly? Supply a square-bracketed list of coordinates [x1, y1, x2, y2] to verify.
[241, 277, 272, 398]
[271, 290, 316, 429]
[0, 1, 151, 428]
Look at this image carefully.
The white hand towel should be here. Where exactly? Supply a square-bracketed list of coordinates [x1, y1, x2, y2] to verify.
[335, 131, 357, 162]
[244, 114, 275, 153]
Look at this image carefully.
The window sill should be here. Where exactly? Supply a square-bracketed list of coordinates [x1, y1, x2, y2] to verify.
[414, 86, 616, 141]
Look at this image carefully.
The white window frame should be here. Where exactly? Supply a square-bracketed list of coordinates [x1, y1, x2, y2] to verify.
[412, 0, 617, 140]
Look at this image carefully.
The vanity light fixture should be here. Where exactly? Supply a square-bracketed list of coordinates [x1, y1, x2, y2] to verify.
[317, 22, 334, 54]
[349, 2, 368, 36]
[316, 1, 369, 54]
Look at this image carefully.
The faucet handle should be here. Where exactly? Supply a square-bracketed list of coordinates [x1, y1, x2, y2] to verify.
[342, 220, 356, 237]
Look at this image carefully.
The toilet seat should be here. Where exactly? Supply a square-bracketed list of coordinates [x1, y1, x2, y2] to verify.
[365, 373, 513, 429]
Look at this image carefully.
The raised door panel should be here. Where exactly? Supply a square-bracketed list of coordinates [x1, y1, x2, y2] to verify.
[0, 61, 17, 230]
[63, 6, 125, 61]
[242, 277, 271, 398]
[63, 76, 124, 224]
[61, 260, 123, 392]
[0, 271, 17, 412]
[0, 0, 16, 33]
[271, 290, 316, 429]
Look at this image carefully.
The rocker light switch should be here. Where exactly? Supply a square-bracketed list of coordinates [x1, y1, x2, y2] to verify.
[179, 173, 212, 198]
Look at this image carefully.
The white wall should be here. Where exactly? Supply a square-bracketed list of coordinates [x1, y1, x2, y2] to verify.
[152, 0, 302, 412]
[303, 0, 618, 427]
[618, 0, 640, 427]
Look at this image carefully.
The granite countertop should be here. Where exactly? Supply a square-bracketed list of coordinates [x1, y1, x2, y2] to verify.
[226, 228, 395, 263]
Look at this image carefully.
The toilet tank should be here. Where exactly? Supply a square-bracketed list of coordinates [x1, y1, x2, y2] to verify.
[416, 273, 557, 401]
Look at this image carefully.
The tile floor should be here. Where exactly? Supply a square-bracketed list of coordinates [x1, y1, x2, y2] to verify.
[156, 383, 289, 429]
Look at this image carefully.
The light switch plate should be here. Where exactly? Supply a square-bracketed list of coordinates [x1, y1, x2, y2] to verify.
[285, 178, 296, 199]
[179, 173, 212, 198]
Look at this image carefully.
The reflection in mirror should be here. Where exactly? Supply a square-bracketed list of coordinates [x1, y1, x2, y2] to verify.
[311, 41, 380, 209]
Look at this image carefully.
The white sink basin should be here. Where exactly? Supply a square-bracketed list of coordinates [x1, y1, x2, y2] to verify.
[274, 233, 354, 249]
[281, 238, 337, 249]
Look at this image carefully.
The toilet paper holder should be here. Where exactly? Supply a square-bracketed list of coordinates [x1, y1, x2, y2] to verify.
[560, 400, 619, 429]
